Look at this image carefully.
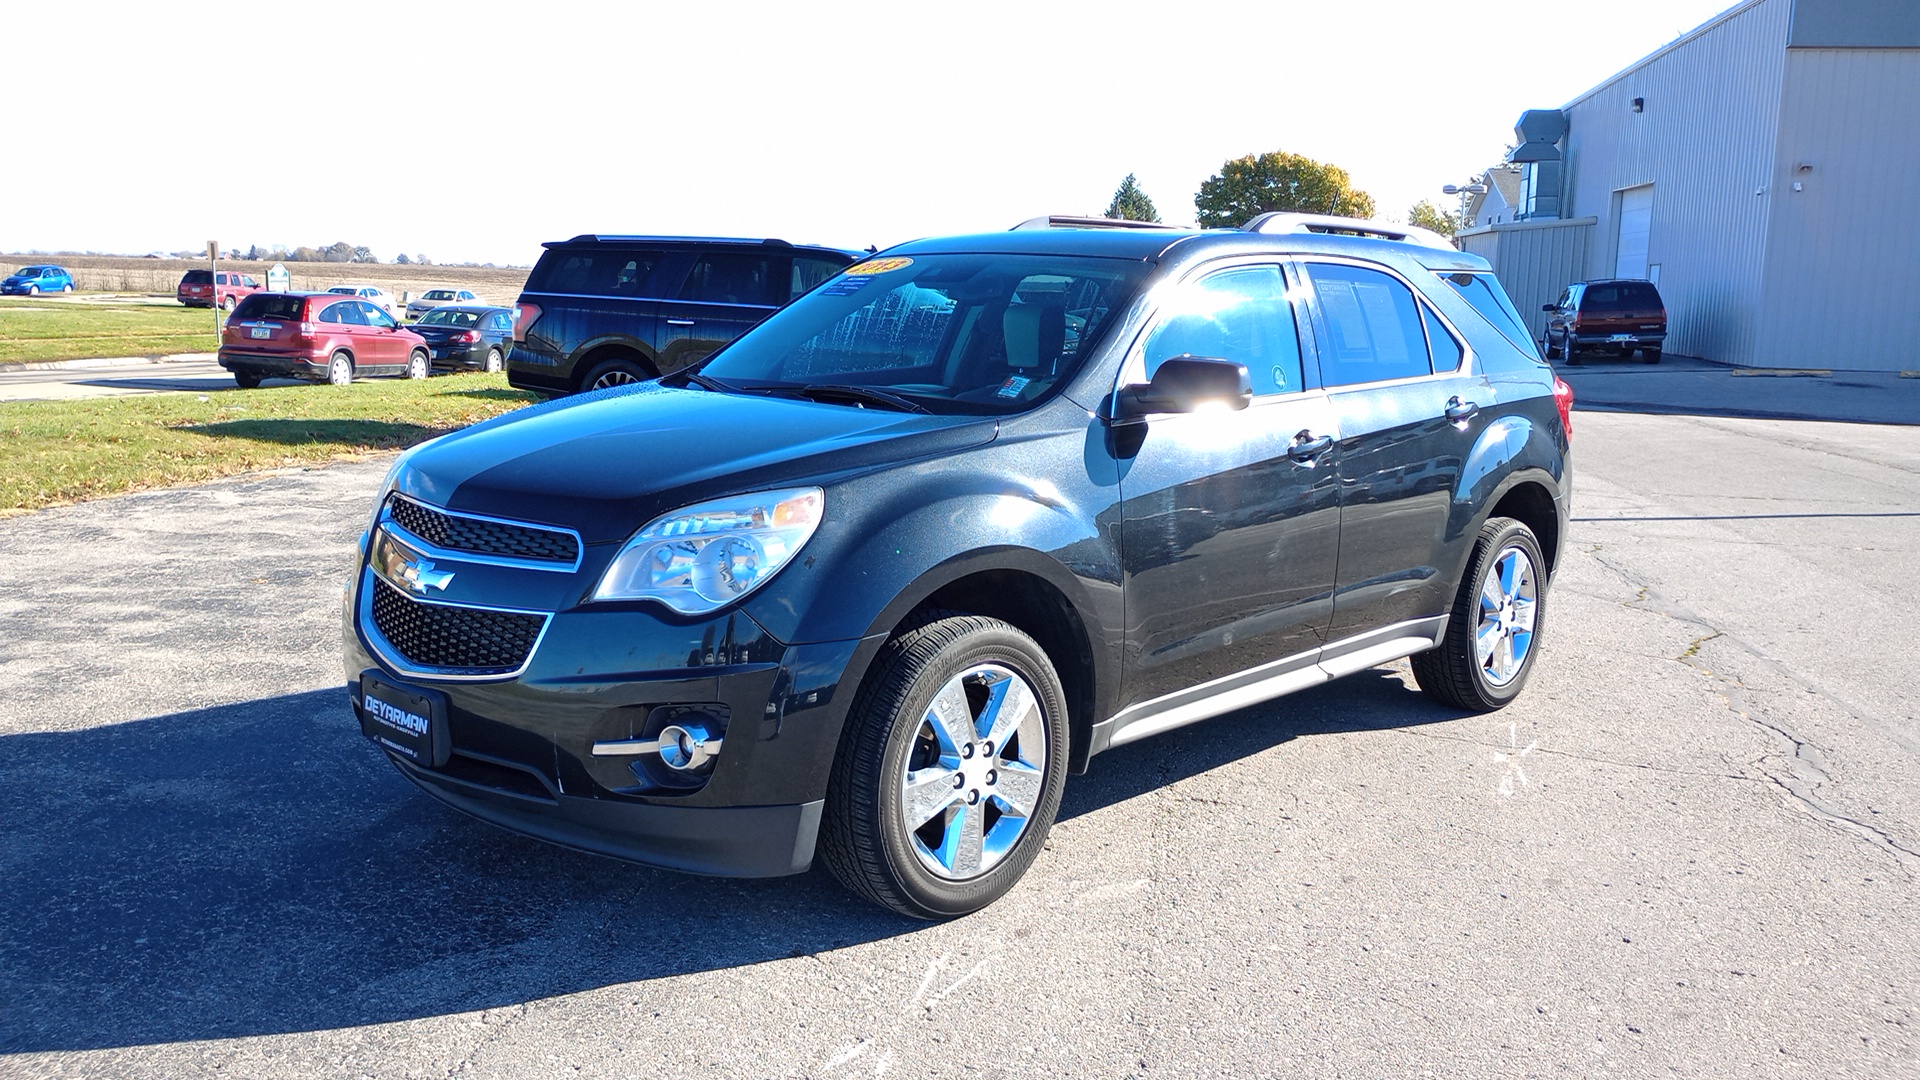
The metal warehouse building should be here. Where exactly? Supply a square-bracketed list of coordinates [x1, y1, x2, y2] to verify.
[1459, 0, 1920, 371]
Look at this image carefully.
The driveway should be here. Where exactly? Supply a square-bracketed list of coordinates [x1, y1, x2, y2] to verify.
[2, 392, 1916, 1077]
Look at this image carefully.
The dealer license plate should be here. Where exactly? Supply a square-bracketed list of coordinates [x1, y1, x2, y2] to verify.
[359, 673, 450, 766]
[250, 326, 273, 339]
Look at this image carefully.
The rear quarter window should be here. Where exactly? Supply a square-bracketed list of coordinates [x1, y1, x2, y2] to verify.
[526, 248, 666, 296]
[182, 270, 212, 285]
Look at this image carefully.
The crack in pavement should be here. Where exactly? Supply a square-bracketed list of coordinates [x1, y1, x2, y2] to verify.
[1399, 728, 1763, 783]
[1590, 550, 1920, 874]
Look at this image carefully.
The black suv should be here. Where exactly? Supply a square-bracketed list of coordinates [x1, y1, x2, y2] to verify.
[506, 235, 861, 395]
[347, 224, 1574, 918]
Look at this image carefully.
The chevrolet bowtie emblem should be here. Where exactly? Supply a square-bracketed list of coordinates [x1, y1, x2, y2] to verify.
[398, 558, 455, 594]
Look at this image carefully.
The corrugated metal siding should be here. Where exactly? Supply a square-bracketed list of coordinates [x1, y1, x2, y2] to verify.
[1561, 0, 1792, 364]
[1460, 220, 1598, 343]
[1756, 48, 1920, 372]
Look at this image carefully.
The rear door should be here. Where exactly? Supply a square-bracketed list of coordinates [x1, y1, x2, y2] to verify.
[656, 249, 791, 373]
[523, 244, 667, 372]
[1298, 258, 1483, 647]
[1115, 261, 1342, 712]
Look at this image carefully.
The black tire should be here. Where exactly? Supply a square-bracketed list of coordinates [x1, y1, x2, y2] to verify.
[326, 351, 354, 386]
[484, 346, 503, 373]
[405, 349, 430, 380]
[233, 371, 262, 389]
[579, 355, 652, 391]
[221, 295, 237, 312]
[1642, 347, 1662, 364]
[820, 613, 1070, 919]
[26, 284, 37, 296]
[62, 284, 73, 294]
[1543, 337, 1563, 360]
[1411, 517, 1548, 712]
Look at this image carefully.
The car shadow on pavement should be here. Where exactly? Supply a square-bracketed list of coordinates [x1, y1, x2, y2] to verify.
[1059, 667, 1465, 823]
[0, 671, 1463, 1053]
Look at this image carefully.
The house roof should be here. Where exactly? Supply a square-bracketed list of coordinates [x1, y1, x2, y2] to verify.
[1465, 167, 1525, 222]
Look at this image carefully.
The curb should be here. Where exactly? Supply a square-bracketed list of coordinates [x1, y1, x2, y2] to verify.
[0, 352, 220, 373]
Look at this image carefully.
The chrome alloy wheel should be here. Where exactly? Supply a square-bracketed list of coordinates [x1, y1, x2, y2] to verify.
[899, 662, 1048, 880]
[1475, 546, 1538, 686]
[591, 368, 640, 389]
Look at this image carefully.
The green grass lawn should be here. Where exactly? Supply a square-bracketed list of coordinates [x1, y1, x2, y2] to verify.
[0, 373, 537, 512]
[0, 295, 221, 363]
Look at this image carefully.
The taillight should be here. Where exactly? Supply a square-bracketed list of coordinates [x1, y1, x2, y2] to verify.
[512, 302, 541, 343]
[454, 330, 481, 344]
[1552, 375, 1575, 440]
[1571, 312, 1584, 331]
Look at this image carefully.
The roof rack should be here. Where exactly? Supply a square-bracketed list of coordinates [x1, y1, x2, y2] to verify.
[1010, 215, 1185, 232]
[1241, 213, 1455, 250]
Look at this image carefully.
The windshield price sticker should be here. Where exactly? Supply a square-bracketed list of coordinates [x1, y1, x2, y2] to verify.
[844, 257, 914, 276]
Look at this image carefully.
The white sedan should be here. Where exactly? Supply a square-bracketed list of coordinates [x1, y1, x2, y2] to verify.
[326, 285, 399, 317]
[406, 287, 479, 320]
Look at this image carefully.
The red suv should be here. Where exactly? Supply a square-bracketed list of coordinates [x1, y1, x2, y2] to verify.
[178, 269, 263, 311]
[219, 292, 430, 388]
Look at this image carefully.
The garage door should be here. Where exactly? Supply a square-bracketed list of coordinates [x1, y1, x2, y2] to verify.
[1614, 184, 1654, 279]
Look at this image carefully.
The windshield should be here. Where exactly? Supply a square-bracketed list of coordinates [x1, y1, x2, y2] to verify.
[418, 309, 480, 327]
[698, 253, 1149, 414]
[327, 286, 357, 294]
[423, 289, 456, 300]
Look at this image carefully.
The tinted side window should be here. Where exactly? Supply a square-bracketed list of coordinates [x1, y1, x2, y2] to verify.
[1422, 305, 1464, 371]
[528, 248, 664, 296]
[792, 257, 845, 300]
[319, 301, 362, 325]
[680, 253, 781, 306]
[1304, 263, 1432, 386]
[362, 302, 396, 328]
[1144, 265, 1302, 396]
[1442, 272, 1535, 355]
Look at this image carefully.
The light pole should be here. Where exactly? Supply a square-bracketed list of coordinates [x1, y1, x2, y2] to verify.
[1443, 181, 1489, 229]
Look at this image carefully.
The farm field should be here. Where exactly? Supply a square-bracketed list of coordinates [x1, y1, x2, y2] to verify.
[1, 253, 531, 309]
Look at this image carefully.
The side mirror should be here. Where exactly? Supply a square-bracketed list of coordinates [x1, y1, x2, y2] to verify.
[1113, 356, 1253, 422]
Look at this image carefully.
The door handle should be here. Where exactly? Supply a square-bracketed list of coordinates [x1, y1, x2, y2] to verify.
[1286, 431, 1333, 463]
[1445, 397, 1480, 423]
[666, 318, 696, 326]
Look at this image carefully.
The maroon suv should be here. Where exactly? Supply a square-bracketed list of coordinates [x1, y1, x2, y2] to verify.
[1542, 279, 1667, 363]
[219, 292, 430, 388]
[178, 269, 262, 311]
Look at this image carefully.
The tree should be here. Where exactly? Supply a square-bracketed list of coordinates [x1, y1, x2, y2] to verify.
[394, 253, 411, 265]
[1105, 173, 1161, 222]
[291, 246, 321, 262]
[323, 241, 356, 263]
[352, 245, 377, 263]
[414, 254, 431, 266]
[1194, 150, 1377, 229]
[1407, 199, 1460, 237]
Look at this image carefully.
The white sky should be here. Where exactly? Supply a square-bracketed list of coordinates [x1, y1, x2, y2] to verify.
[4, 0, 1741, 265]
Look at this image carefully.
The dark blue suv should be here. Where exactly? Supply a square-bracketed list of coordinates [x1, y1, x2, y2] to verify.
[348, 222, 1574, 918]
[505, 235, 861, 395]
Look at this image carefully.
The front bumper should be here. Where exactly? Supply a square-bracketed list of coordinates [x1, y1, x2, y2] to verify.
[342, 555, 873, 878]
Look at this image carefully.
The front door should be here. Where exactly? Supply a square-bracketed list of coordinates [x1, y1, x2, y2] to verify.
[1115, 262, 1342, 710]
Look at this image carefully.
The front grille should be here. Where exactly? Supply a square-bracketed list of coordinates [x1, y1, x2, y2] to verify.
[387, 494, 579, 565]
[369, 576, 546, 673]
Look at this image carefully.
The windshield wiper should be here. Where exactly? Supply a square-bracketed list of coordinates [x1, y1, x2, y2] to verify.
[677, 370, 735, 393]
[785, 384, 930, 414]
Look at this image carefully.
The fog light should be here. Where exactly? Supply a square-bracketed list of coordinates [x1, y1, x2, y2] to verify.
[657, 722, 721, 772]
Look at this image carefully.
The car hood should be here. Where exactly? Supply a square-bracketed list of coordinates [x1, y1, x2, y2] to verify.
[393, 383, 999, 543]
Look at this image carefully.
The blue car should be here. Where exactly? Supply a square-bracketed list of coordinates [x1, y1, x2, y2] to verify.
[1, 265, 74, 296]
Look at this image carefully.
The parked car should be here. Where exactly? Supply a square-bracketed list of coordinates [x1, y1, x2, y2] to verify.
[409, 305, 514, 372]
[1542, 278, 1666, 362]
[327, 285, 399, 317]
[405, 287, 480, 320]
[219, 291, 430, 387]
[346, 220, 1574, 918]
[2, 265, 74, 295]
[505, 235, 861, 395]
[178, 269, 262, 311]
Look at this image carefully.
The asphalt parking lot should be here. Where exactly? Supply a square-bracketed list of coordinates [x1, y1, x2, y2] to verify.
[2, 369, 1916, 1078]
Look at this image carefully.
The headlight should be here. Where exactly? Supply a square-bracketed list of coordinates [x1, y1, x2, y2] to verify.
[593, 487, 823, 614]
